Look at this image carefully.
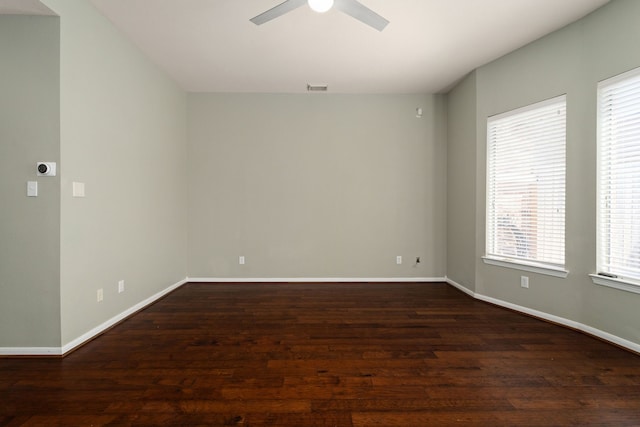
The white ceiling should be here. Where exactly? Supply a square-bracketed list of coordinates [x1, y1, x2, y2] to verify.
[6, 0, 611, 93]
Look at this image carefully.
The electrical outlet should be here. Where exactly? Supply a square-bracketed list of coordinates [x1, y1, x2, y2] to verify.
[118, 280, 125, 293]
[521, 276, 529, 289]
[97, 288, 103, 302]
[396, 256, 402, 265]
[239, 256, 245, 265]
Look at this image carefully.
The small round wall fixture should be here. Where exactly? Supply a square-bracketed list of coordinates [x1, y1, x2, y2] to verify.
[308, 0, 334, 13]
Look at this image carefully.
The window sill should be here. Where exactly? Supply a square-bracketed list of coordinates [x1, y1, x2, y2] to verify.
[589, 274, 640, 295]
[482, 256, 568, 278]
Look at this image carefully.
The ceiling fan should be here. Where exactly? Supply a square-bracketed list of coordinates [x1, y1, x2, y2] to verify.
[250, 0, 389, 32]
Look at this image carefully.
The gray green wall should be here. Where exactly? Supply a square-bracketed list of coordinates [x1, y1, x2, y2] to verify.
[188, 94, 447, 279]
[0, 1, 188, 350]
[41, 0, 188, 346]
[0, 16, 61, 348]
[446, 0, 640, 345]
[446, 72, 476, 292]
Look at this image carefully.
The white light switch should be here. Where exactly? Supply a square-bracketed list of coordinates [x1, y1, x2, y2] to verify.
[72, 182, 85, 197]
[27, 181, 38, 197]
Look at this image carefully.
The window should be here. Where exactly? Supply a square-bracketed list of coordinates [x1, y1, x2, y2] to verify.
[596, 67, 640, 290]
[485, 96, 567, 276]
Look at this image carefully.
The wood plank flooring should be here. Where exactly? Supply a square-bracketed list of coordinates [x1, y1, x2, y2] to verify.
[2, 282, 640, 426]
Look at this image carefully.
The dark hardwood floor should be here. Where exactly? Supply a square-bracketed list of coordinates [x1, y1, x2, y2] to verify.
[2, 282, 640, 426]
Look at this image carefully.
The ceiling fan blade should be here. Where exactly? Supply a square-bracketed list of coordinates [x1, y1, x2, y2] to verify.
[334, 0, 389, 31]
[250, 0, 307, 26]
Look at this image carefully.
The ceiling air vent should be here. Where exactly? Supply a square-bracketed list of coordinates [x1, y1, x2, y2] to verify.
[307, 84, 328, 92]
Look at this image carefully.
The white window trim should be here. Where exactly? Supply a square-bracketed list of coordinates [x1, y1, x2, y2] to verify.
[589, 274, 640, 295]
[485, 95, 567, 275]
[596, 66, 640, 290]
[483, 256, 569, 278]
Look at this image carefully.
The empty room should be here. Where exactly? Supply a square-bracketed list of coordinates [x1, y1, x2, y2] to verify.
[1, 0, 640, 425]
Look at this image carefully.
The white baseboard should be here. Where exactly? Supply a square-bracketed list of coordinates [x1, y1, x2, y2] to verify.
[444, 276, 476, 297]
[0, 278, 188, 357]
[10, 276, 635, 357]
[187, 277, 446, 283]
[0, 277, 443, 357]
[0, 347, 62, 356]
[60, 278, 188, 355]
[445, 277, 640, 354]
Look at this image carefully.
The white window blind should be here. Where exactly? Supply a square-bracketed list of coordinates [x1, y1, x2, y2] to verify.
[598, 67, 640, 283]
[487, 96, 566, 268]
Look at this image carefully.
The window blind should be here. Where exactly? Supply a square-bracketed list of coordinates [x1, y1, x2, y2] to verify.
[598, 67, 640, 282]
[487, 96, 566, 268]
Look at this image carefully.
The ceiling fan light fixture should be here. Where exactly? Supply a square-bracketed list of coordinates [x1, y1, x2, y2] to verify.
[308, 0, 334, 13]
